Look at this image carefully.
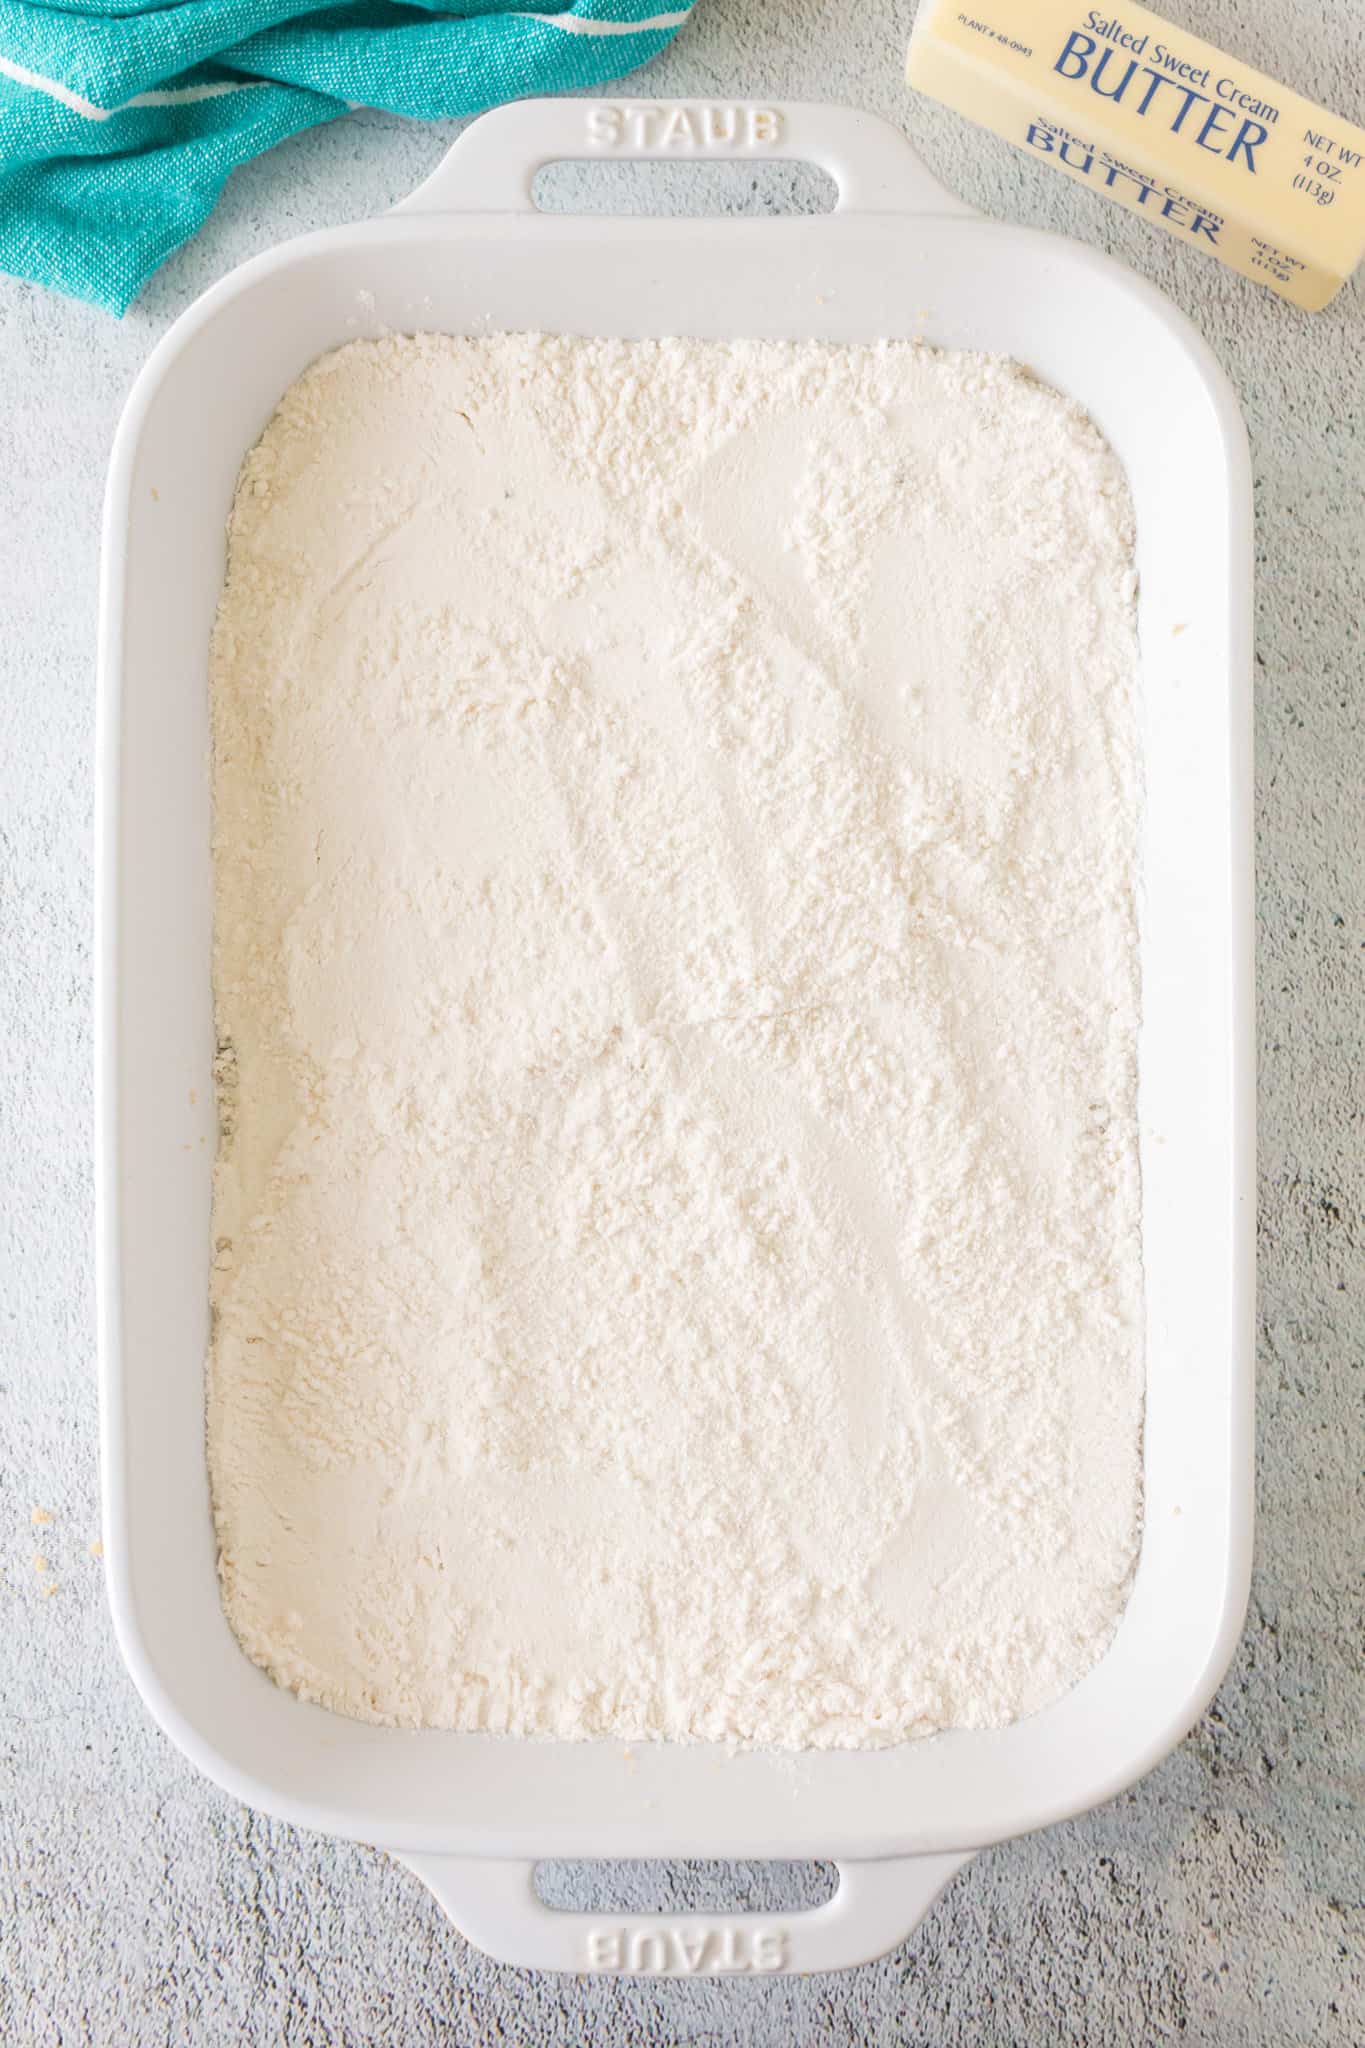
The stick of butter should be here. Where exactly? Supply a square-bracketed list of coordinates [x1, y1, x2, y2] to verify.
[907, 0, 1365, 308]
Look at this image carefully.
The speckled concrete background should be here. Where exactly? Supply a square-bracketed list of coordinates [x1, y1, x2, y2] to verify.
[2, 1, 1362, 2041]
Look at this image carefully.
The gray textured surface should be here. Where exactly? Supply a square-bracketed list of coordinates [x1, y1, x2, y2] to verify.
[2, 1, 1362, 2040]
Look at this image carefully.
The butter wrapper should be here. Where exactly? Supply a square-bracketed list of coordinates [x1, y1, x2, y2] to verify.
[907, 0, 1365, 308]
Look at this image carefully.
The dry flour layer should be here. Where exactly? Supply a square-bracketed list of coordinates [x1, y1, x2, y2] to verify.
[208, 333, 1144, 1749]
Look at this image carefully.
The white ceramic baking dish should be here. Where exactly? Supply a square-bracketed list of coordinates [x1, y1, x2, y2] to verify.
[97, 98, 1255, 1976]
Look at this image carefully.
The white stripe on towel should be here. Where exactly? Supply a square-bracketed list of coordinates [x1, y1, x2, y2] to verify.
[129, 81, 263, 107]
[513, 8, 692, 32]
[0, 55, 263, 122]
[0, 54, 111, 118]
[0, 6, 690, 126]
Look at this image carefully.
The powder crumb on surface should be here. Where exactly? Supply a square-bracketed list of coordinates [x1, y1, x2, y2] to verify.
[208, 333, 1144, 1751]
[89, 1539, 104, 1559]
[31, 1507, 52, 1525]
[31, 1554, 49, 1572]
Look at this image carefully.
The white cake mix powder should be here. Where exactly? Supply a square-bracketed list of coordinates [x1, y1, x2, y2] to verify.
[208, 332, 1144, 1749]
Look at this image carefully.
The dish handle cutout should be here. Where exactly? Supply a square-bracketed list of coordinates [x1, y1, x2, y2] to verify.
[400, 1851, 972, 1975]
[393, 99, 979, 222]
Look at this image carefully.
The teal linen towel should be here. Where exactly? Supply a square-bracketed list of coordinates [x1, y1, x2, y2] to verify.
[0, 0, 693, 312]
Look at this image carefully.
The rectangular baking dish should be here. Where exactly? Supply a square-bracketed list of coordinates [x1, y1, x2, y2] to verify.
[97, 98, 1254, 1976]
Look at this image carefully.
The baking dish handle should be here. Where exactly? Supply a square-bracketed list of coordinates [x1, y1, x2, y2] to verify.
[392, 99, 977, 221]
[400, 1850, 972, 1975]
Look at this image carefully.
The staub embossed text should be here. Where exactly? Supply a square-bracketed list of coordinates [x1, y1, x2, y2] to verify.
[586, 1924, 789, 1974]
[586, 103, 784, 149]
